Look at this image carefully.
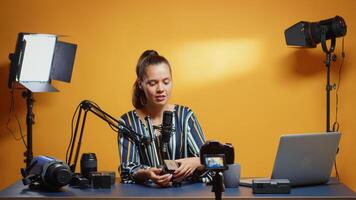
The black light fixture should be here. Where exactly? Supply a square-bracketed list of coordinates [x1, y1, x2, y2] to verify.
[285, 16, 346, 50]
[284, 16, 347, 132]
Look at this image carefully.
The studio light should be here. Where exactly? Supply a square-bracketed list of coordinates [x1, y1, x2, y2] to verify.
[8, 32, 77, 92]
[8, 32, 77, 168]
[284, 16, 347, 132]
[285, 16, 347, 50]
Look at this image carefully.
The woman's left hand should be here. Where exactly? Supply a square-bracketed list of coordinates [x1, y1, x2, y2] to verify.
[173, 157, 204, 182]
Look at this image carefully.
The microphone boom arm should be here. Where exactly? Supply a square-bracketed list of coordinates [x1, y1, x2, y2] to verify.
[67, 100, 150, 173]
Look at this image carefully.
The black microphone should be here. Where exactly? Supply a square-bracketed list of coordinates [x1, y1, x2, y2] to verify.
[161, 111, 173, 160]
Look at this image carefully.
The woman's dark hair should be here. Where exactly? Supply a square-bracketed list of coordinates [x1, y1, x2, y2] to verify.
[132, 50, 171, 109]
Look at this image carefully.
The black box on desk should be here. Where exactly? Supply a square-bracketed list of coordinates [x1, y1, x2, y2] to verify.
[90, 171, 115, 189]
[252, 179, 290, 194]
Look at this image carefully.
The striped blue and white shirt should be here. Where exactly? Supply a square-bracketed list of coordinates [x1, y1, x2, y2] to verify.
[118, 105, 210, 184]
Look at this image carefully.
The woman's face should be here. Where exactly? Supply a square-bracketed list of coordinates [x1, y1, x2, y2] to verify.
[140, 62, 172, 108]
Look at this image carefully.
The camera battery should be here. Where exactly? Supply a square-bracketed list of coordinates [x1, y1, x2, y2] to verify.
[90, 171, 115, 189]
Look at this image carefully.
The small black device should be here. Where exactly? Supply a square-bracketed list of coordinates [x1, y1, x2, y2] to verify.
[21, 156, 72, 191]
[252, 179, 291, 194]
[70, 174, 89, 189]
[90, 171, 116, 189]
[162, 160, 179, 174]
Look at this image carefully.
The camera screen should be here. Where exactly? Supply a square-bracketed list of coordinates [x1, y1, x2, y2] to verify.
[204, 154, 226, 170]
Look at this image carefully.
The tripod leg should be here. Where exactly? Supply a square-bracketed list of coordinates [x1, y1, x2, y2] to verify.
[212, 172, 224, 200]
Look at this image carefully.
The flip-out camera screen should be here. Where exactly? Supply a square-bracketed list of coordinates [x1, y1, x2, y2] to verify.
[204, 154, 226, 170]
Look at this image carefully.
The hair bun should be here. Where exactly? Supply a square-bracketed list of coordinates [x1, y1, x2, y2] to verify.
[141, 50, 159, 59]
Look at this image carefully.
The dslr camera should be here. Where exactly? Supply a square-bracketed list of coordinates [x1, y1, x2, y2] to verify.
[200, 140, 234, 171]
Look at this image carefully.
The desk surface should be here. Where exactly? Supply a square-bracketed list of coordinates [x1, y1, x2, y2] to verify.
[0, 179, 355, 199]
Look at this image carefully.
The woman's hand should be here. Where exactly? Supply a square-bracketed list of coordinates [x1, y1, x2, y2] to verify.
[148, 168, 172, 187]
[134, 167, 172, 187]
[173, 157, 204, 182]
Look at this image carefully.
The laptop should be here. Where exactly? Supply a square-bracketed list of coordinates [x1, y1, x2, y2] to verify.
[240, 132, 341, 187]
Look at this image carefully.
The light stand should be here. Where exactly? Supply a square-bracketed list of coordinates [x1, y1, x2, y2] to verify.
[321, 26, 336, 132]
[23, 90, 34, 167]
[284, 16, 347, 132]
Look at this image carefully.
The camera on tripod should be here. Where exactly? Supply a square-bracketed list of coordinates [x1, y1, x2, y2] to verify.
[200, 140, 234, 170]
[200, 140, 235, 200]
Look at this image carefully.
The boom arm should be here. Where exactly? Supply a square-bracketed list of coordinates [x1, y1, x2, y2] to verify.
[66, 100, 150, 173]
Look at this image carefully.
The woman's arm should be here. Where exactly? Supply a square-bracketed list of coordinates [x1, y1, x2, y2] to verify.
[118, 115, 146, 184]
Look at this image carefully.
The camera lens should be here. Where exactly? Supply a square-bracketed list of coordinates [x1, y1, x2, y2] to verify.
[80, 153, 97, 179]
[44, 162, 72, 189]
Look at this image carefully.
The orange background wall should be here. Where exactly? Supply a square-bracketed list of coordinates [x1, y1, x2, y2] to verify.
[0, 0, 355, 191]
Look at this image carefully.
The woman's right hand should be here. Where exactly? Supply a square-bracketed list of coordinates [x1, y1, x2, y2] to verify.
[134, 167, 172, 187]
[148, 168, 172, 187]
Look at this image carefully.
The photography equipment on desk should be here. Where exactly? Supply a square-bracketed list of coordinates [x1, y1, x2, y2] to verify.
[284, 16, 347, 132]
[73, 152, 115, 189]
[21, 155, 72, 190]
[252, 179, 290, 194]
[68, 152, 98, 188]
[66, 100, 151, 188]
[80, 153, 97, 180]
[200, 141, 234, 200]
[90, 171, 116, 189]
[8, 32, 77, 168]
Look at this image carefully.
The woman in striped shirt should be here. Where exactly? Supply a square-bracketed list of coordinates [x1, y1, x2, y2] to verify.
[118, 50, 209, 187]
